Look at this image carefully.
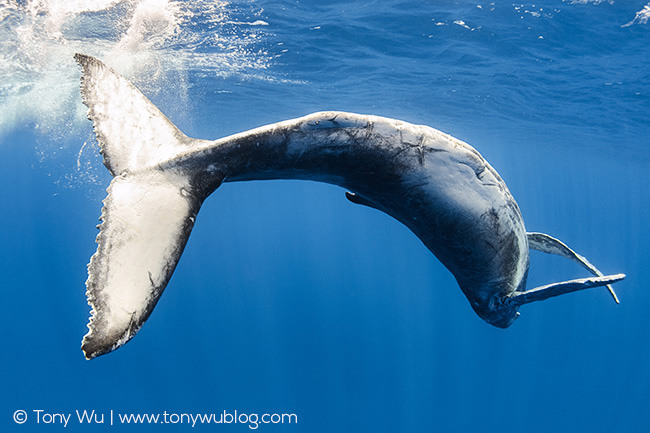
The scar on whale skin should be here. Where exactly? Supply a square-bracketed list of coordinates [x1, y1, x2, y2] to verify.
[74, 53, 625, 359]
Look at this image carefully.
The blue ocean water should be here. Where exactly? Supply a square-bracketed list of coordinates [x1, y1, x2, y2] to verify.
[1, 0, 649, 432]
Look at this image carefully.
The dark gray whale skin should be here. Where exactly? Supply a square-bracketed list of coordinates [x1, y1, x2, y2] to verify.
[75, 54, 623, 359]
[174, 112, 529, 328]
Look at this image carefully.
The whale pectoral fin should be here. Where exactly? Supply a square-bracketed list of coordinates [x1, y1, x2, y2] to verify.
[508, 274, 625, 307]
[345, 191, 380, 210]
[527, 232, 621, 303]
[82, 172, 200, 359]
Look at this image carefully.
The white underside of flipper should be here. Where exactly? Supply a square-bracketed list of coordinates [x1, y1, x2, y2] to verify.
[508, 274, 625, 307]
[507, 232, 624, 306]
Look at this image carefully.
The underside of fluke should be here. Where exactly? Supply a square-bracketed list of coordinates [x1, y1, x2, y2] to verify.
[75, 53, 625, 359]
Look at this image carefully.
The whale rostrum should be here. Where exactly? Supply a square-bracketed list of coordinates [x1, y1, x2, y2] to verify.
[74, 53, 624, 359]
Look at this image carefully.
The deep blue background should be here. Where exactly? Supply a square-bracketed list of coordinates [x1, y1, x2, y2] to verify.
[1, 1, 648, 432]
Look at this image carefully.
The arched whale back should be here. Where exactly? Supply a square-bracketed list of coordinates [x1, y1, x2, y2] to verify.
[75, 54, 624, 359]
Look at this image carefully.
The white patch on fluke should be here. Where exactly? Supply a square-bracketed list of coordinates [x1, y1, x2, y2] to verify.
[76, 53, 203, 358]
[78, 54, 189, 175]
[85, 171, 194, 348]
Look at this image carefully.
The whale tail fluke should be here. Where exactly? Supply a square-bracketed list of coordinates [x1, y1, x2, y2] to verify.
[508, 232, 624, 307]
[81, 172, 202, 359]
[75, 53, 193, 176]
[76, 54, 204, 358]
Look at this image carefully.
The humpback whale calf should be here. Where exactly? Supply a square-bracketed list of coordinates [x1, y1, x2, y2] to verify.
[74, 54, 625, 359]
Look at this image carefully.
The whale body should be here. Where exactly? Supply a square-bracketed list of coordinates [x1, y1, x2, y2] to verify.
[74, 54, 624, 359]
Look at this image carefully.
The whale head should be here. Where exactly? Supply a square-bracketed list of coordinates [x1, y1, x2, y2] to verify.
[465, 276, 527, 329]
